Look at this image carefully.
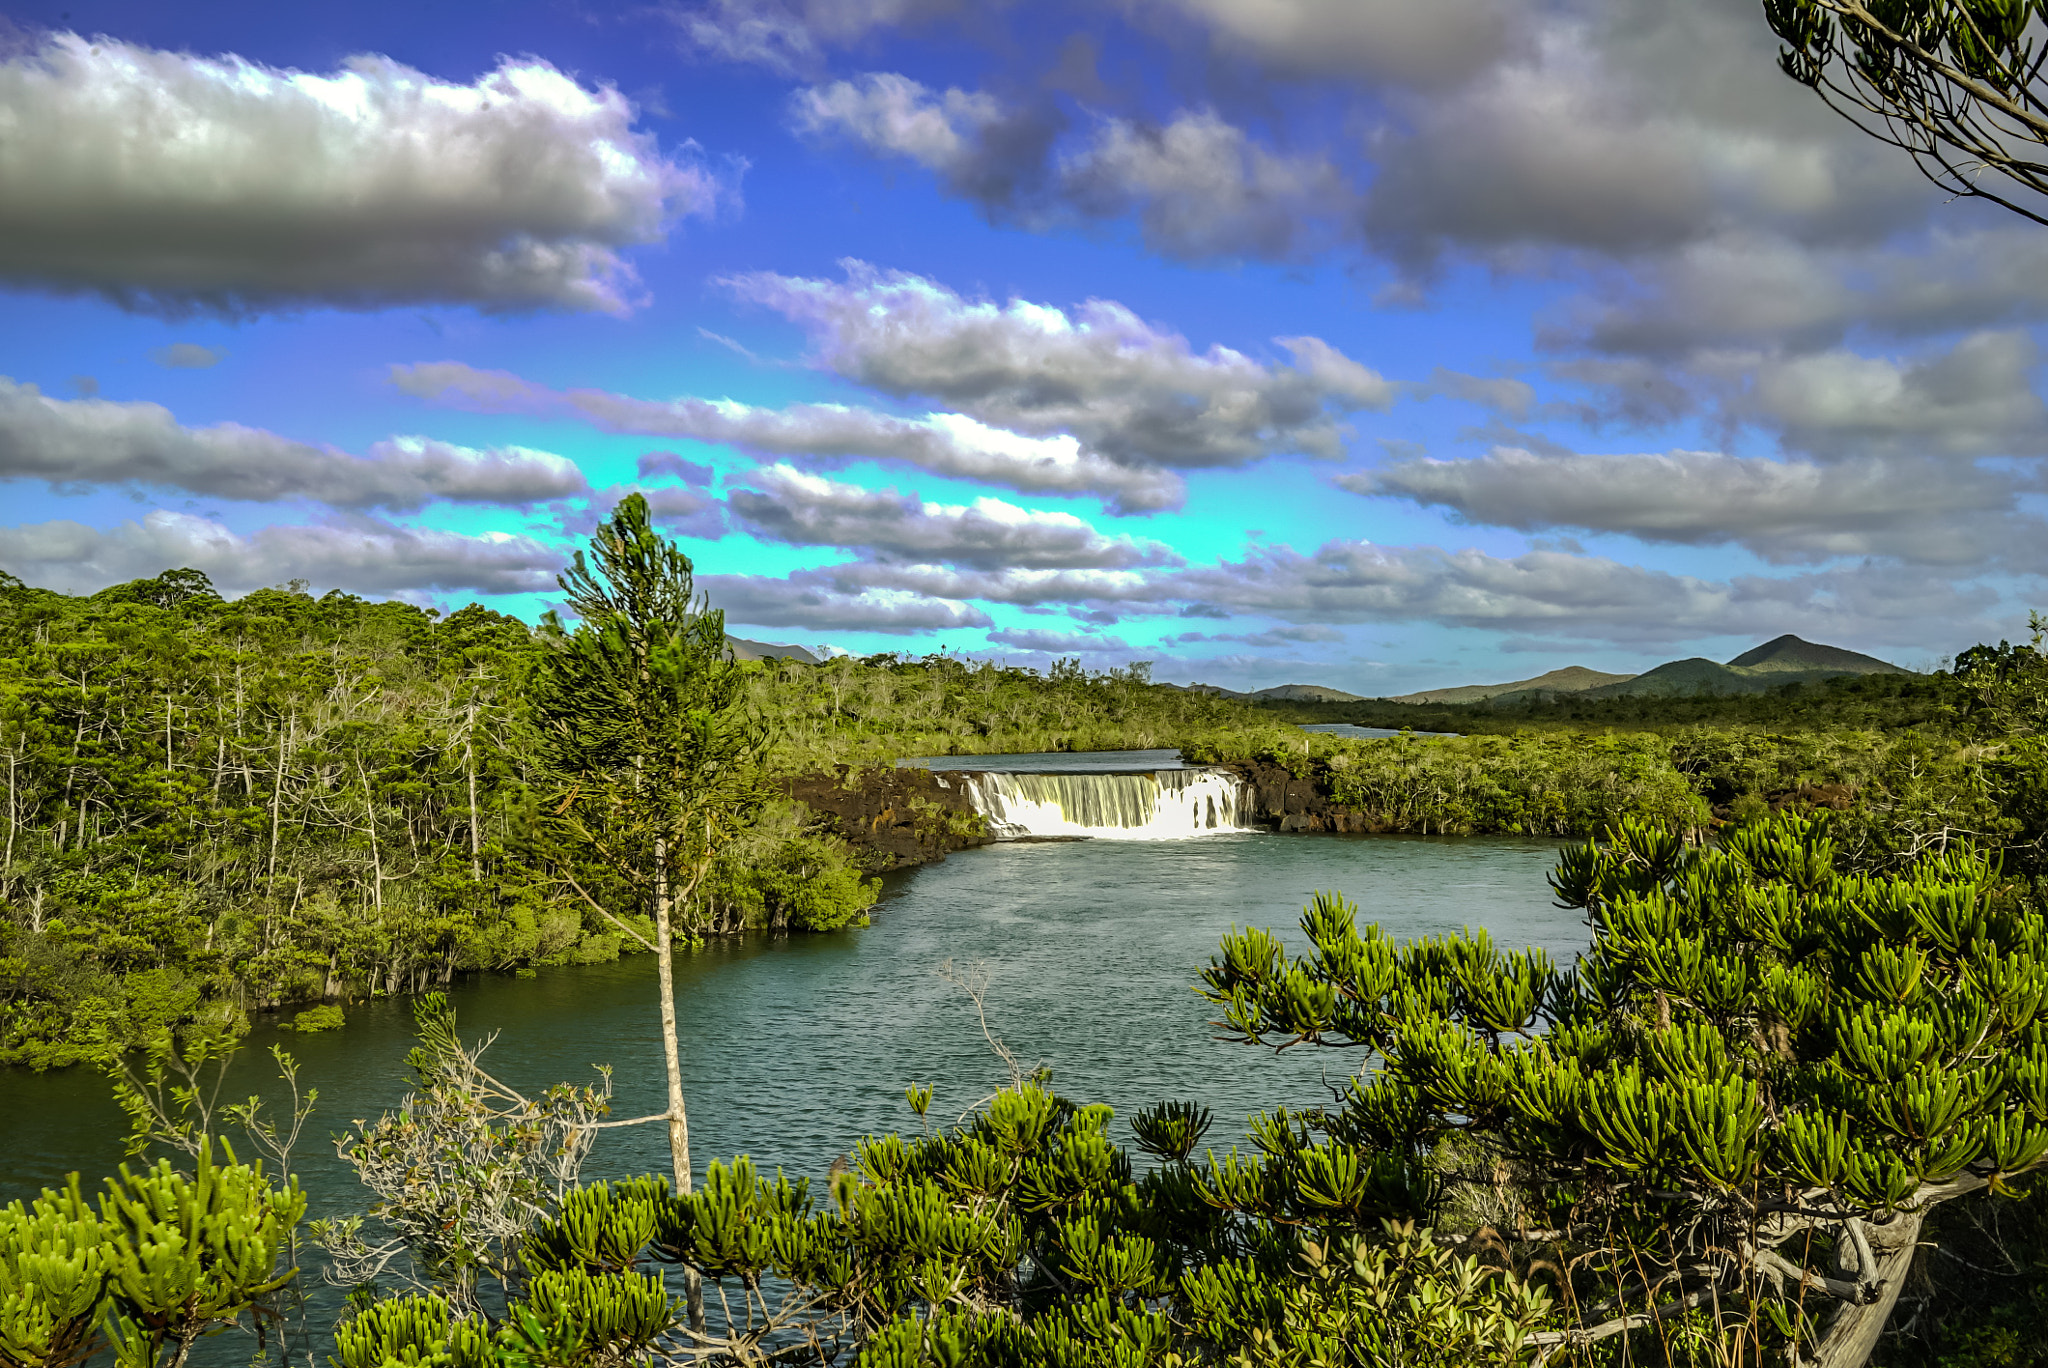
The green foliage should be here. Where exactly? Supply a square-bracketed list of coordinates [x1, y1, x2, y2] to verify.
[1203, 812, 2048, 1361]
[0, 566, 884, 1068]
[748, 652, 1269, 772]
[0, 1141, 302, 1368]
[1763, 0, 2048, 224]
[285, 1005, 344, 1033]
[532, 494, 770, 945]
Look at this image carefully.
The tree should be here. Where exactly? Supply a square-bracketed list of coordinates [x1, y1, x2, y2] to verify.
[529, 494, 768, 1328]
[1203, 811, 2048, 1367]
[1765, 0, 2048, 224]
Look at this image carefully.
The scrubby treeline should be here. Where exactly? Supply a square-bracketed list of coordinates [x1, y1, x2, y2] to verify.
[0, 570, 882, 1069]
[746, 652, 1267, 771]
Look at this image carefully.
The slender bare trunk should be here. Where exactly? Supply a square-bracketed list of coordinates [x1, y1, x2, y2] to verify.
[2, 748, 15, 886]
[357, 755, 383, 916]
[653, 832, 705, 1333]
[268, 716, 291, 881]
[465, 701, 482, 881]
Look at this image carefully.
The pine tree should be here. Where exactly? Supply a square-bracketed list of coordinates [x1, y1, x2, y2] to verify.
[530, 494, 767, 1330]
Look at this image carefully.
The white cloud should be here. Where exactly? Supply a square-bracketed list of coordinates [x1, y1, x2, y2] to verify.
[791, 80, 1351, 260]
[1746, 331, 2048, 459]
[722, 261, 1398, 464]
[0, 511, 562, 597]
[699, 571, 992, 632]
[669, 0, 962, 75]
[389, 361, 1183, 513]
[0, 377, 590, 510]
[1164, 539, 1995, 648]
[1057, 109, 1354, 261]
[0, 34, 716, 314]
[987, 627, 1131, 652]
[727, 464, 1182, 568]
[1353, 446, 2031, 564]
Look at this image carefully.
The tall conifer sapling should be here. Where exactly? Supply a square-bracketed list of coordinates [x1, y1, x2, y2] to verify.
[532, 495, 767, 1329]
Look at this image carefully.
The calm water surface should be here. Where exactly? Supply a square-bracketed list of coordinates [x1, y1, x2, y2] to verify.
[1, 832, 1580, 1214]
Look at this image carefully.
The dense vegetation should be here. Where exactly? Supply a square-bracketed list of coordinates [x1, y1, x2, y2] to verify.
[0, 569, 889, 1070]
[748, 652, 1266, 771]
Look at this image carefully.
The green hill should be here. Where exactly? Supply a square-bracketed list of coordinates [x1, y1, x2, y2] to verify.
[1254, 683, 1366, 702]
[1391, 666, 1637, 705]
[727, 635, 820, 664]
[1727, 634, 1906, 675]
[1580, 637, 1907, 699]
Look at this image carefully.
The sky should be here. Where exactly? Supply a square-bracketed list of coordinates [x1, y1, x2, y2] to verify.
[0, 0, 2040, 694]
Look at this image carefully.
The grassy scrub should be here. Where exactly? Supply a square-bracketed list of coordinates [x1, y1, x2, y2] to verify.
[1188, 719, 2048, 872]
[745, 653, 1272, 772]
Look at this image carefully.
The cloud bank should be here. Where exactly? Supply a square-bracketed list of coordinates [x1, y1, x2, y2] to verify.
[0, 34, 717, 314]
[0, 512, 562, 598]
[0, 378, 590, 511]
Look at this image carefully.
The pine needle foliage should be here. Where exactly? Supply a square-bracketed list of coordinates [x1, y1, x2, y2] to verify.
[532, 493, 768, 945]
[1202, 811, 2048, 1366]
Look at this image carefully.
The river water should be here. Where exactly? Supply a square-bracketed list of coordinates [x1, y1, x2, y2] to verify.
[1, 830, 1580, 1214]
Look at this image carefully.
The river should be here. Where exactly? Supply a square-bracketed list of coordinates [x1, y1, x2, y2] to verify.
[2, 829, 1580, 1213]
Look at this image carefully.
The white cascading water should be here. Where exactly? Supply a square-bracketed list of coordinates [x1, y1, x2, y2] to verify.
[961, 768, 1250, 839]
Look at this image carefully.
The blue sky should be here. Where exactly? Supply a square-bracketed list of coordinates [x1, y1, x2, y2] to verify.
[0, 0, 2039, 693]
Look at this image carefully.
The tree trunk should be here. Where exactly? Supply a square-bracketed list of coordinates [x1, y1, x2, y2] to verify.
[465, 706, 482, 882]
[1812, 1211, 1924, 1368]
[653, 833, 706, 1334]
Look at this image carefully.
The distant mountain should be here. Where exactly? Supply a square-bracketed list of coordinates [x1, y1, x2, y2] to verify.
[1254, 683, 1366, 702]
[1726, 634, 1905, 675]
[1390, 666, 1636, 705]
[1577, 636, 1906, 699]
[725, 635, 820, 664]
[1379, 635, 1908, 706]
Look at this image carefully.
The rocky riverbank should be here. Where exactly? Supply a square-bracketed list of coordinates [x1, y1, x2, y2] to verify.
[782, 765, 996, 870]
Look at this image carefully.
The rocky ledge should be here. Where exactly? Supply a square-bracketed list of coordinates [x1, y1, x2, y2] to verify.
[782, 765, 996, 871]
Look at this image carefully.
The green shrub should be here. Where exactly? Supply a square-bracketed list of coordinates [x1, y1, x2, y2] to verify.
[287, 1004, 345, 1033]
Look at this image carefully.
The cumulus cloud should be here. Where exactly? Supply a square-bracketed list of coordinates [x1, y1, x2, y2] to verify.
[1057, 109, 1354, 260]
[1421, 367, 1535, 419]
[792, 81, 1351, 260]
[1352, 446, 2031, 564]
[637, 451, 716, 486]
[0, 34, 715, 314]
[722, 261, 1397, 463]
[699, 571, 991, 632]
[0, 377, 589, 510]
[1745, 331, 2048, 459]
[390, 361, 1182, 513]
[1553, 229, 2048, 361]
[1354, 1, 1929, 277]
[150, 343, 225, 369]
[790, 73, 1059, 210]
[0, 511, 562, 597]
[987, 627, 1131, 652]
[727, 465, 1182, 569]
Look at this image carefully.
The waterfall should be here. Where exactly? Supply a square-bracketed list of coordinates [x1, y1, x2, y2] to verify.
[960, 768, 1250, 839]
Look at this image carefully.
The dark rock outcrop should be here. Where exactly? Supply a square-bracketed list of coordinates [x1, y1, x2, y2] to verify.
[782, 766, 996, 870]
[1228, 759, 1382, 833]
